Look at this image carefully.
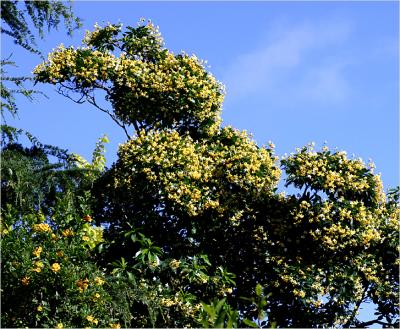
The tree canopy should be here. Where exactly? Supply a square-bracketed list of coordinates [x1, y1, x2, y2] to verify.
[2, 16, 399, 329]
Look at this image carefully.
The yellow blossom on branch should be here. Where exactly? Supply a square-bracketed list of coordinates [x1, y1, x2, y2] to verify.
[32, 246, 43, 258]
[86, 315, 99, 325]
[21, 276, 30, 286]
[51, 263, 61, 273]
[77, 278, 90, 291]
[61, 229, 74, 237]
[94, 276, 105, 286]
[32, 223, 52, 233]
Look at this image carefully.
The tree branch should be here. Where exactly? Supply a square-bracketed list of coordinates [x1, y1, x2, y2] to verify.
[57, 83, 131, 140]
[354, 318, 392, 328]
[343, 286, 368, 327]
[86, 93, 130, 140]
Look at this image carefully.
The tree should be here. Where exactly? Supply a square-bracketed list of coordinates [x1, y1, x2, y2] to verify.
[9, 20, 400, 328]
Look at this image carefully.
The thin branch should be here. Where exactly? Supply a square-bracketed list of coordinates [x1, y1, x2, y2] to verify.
[301, 184, 309, 200]
[57, 83, 131, 140]
[86, 93, 130, 140]
[132, 120, 140, 134]
[354, 318, 392, 328]
[343, 286, 368, 327]
[56, 87, 85, 104]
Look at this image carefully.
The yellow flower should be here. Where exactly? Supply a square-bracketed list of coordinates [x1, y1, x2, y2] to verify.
[55, 323, 63, 329]
[32, 223, 52, 233]
[86, 315, 98, 324]
[293, 289, 306, 298]
[82, 235, 90, 242]
[32, 246, 43, 258]
[62, 229, 74, 237]
[51, 263, 61, 273]
[161, 298, 176, 307]
[109, 323, 121, 329]
[94, 277, 105, 286]
[31, 260, 45, 273]
[37, 305, 43, 312]
[77, 278, 90, 291]
[225, 287, 233, 294]
[21, 276, 30, 286]
[169, 259, 181, 270]
[92, 293, 101, 301]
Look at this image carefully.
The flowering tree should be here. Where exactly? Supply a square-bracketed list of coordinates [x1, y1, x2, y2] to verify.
[4, 20, 399, 328]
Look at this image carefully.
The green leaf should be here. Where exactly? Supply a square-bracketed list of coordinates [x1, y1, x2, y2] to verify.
[243, 318, 258, 328]
[255, 283, 263, 297]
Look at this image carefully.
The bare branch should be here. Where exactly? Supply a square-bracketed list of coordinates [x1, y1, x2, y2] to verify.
[86, 93, 130, 140]
[57, 82, 131, 140]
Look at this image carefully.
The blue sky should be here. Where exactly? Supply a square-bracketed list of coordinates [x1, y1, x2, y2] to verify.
[2, 1, 398, 324]
[3, 1, 398, 190]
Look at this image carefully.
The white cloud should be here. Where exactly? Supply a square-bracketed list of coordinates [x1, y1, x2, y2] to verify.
[222, 19, 352, 105]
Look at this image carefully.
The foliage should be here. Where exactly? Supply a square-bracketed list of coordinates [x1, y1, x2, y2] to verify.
[1, 0, 81, 54]
[3, 18, 399, 328]
[1, 132, 127, 328]
[0, 201, 123, 328]
[1, 0, 81, 119]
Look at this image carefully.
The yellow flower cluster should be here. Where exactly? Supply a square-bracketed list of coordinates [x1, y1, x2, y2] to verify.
[290, 198, 384, 252]
[116, 127, 280, 217]
[32, 246, 43, 258]
[33, 22, 225, 134]
[161, 297, 178, 307]
[112, 52, 224, 133]
[61, 229, 74, 237]
[282, 145, 386, 205]
[160, 293, 202, 320]
[92, 293, 101, 301]
[34, 45, 117, 84]
[169, 259, 181, 270]
[31, 260, 44, 273]
[86, 315, 99, 325]
[32, 223, 52, 233]
[77, 278, 90, 292]
[21, 276, 30, 286]
[293, 289, 306, 298]
[94, 276, 105, 286]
